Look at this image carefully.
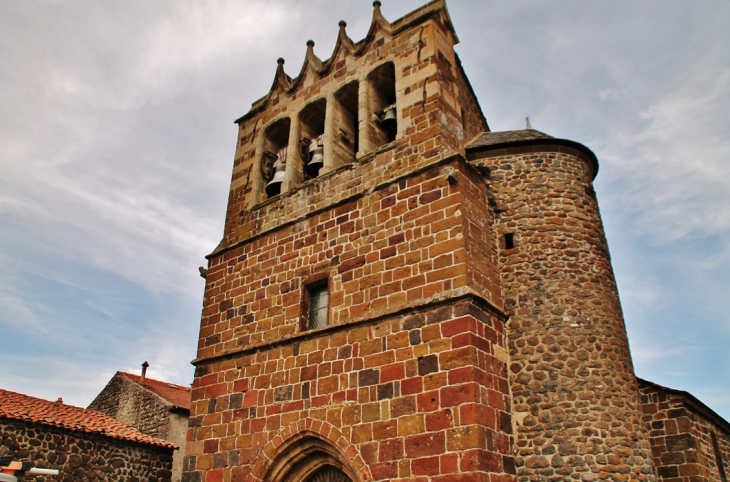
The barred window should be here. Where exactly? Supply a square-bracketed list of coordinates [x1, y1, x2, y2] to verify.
[307, 282, 329, 330]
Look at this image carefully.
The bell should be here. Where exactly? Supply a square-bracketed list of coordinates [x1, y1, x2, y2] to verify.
[381, 104, 397, 138]
[265, 158, 286, 197]
[305, 136, 324, 178]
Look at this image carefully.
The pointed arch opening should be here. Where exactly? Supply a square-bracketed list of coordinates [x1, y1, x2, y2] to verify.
[261, 117, 291, 198]
[264, 435, 356, 482]
[366, 61, 397, 148]
[298, 98, 327, 181]
[332, 81, 360, 167]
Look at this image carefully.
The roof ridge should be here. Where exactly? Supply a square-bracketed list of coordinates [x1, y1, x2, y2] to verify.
[119, 372, 192, 411]
[637, 377, 730, 434]
[119, 371, 190, 390]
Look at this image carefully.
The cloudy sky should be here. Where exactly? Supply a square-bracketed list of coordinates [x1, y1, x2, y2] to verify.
[1, 0, 729, 420]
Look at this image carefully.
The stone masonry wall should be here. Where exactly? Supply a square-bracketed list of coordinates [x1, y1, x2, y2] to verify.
[169, 412, 190, 482]
[89, 373, 172, 440]
[197, 158, 501, 363]
[639, 383, 730, 481]
[185, 298, 515, 482]
[0, 417, 173, 482]
[470, 145, 656, 481]
[89, 373, 185, 482]
[454, 55, 488, 145]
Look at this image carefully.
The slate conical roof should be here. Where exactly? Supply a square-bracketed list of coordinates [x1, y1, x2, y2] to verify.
[466, 129, 555, 149]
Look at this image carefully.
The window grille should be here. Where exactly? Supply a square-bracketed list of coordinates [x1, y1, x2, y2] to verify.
[308, 284, 328, 330]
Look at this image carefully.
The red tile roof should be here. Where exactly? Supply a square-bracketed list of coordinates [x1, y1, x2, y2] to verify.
[119, 372, 191, 411]
[0, 388, 175, 449]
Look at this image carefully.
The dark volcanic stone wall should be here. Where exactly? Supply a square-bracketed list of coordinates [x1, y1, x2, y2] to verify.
[88, 374, 171, 439]
[0, 417, 173, 482]
[471, 145, 656, 481]
[88, 374, 188, 482]
[639, 382, 730, 481]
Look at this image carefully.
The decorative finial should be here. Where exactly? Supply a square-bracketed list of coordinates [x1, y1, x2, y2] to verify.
[337, 19, 355, 53]
[371, 0, 391, 35]
[304, 38, 324, 71]
[273, 57, 292, 91]
[525, 117, 533, 130]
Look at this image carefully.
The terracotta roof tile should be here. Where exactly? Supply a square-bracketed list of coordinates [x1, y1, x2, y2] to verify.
[120, 372, 191, 411]
[0, 388, 175, 449]
[466, 129, 555, 149]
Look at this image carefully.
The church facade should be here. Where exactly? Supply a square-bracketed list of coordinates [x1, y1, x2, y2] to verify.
[183, 2, 729, 481]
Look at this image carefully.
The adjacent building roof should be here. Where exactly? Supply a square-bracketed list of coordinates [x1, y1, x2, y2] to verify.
[119, 372, 191, 412]
[0, 388, 175, 449]
[638, 378, 730, 435]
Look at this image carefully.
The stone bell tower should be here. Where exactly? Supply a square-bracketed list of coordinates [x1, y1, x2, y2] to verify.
[184, 1, 656, 482]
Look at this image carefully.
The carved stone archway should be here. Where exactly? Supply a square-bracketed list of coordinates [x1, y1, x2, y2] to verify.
[247, 419, 371, 482]
[265, 435, 356, 482]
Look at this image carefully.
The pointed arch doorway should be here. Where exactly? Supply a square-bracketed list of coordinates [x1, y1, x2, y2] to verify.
[263, 434, 357, 482]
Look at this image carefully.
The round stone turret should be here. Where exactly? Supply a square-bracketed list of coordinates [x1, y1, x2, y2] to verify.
[467, 130, 656, 481]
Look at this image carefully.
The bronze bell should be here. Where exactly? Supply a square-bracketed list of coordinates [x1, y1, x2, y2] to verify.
[381, 104, 397, 138]
[265, 150, 287, 197]
[305, 135, 324, 178]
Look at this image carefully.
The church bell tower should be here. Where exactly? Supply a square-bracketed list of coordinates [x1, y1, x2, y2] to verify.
[185, 2, 656, 481]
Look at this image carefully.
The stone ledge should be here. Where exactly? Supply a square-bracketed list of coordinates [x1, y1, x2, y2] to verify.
[191, 289, 506, 366]
[208, 152, 473, 259]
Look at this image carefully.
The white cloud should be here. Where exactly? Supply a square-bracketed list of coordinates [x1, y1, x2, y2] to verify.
[597, 32, 730, 243]
[615, 273, 663, 314]
[632, 344, 690, 368]
[0, 354, 119, 408]
[598, 88, 620, 101]
[0, 290, 41, 332]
